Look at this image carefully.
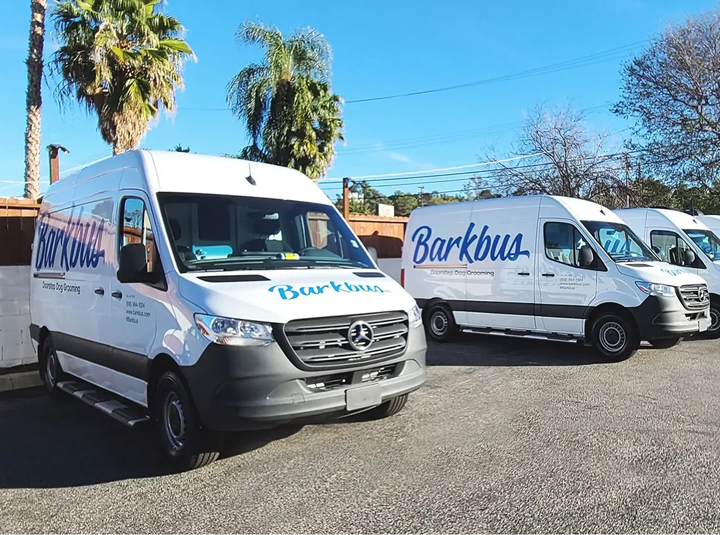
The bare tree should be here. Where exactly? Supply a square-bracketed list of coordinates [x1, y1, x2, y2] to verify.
[487, 104, 622, 201]
[614, 9, 720, 187]
[23, 0, 47, 200]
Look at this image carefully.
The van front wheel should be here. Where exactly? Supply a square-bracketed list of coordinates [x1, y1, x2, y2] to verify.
[155, 371, 222, 472]
[590, 313, 639, 362]
[40, 336, 66, 398]
[706, 301, 720, 339]
[425, 303, 457, 342]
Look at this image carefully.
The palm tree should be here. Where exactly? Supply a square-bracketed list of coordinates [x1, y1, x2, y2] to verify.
[227, 21, 344, 180]
[51, 0, 194, 155]
[24, 0, 47, 199]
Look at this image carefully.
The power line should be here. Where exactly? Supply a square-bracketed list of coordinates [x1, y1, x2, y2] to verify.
[178, 42, 644, 112]
[344, 42, 644, 104]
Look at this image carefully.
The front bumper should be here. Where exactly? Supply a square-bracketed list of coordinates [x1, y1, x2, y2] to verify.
[630, 295, 710, 340]
[181, 326, 428, 432]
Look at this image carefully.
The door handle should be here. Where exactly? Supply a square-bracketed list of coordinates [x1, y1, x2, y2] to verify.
[542, 273, 555, 278]
[94, 287, 105, 296]
[111, 290, 123, 299]
[517, 272, 530, 276]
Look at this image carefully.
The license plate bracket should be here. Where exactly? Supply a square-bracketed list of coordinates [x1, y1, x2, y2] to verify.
[345, 384, 382, 411]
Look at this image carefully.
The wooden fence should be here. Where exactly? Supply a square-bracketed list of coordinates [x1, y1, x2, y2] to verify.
[348, 214, 408, 259]
[0, 198, 40, 266]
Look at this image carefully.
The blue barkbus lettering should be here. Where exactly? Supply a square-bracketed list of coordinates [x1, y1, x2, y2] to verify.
[34, 207, 106, 272]
[411, 223, 530, 265]
[269, 281, 388, 301]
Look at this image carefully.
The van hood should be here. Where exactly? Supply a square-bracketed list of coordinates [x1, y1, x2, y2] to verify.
[177, 268, 416, 324]
[615, 261, 707, 287]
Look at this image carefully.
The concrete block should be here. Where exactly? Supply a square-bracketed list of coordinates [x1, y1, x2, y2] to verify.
[17, 300, 30, 315]
[0, 372, 42, 392]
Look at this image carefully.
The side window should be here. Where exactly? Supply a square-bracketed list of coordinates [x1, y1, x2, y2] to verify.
[120, 197, 157, 273]
[650, 230, 695, 266]
[544, 222, 590, 268]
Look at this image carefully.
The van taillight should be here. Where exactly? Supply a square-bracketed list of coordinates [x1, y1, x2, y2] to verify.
[400, 268, 405, 287]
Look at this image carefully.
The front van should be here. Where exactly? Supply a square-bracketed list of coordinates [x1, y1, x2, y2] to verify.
[402, 195, 710, 361]
[29, 150, 427, 471]
[617, 208, 720, 338]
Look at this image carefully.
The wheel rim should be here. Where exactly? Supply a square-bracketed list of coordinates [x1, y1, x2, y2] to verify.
[599, 322, 626, 353]
[45, 348, 57, 387]
[163, 392, 186, 451]
[430, 310, 449, 337]
[709, 307, 720, 332]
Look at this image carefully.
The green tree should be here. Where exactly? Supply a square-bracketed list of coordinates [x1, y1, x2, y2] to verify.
[172, 144, 190, 152]
[227, 21, 344, 180]
[387, 191, 418, 216]
[51, 0, 194, 155]
[614, 9, 720, 187]
[24, 0, 47, 199]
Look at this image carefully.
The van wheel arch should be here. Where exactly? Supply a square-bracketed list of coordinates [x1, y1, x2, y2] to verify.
[147, 354, 189, 415]
[585, 304, 639, 343]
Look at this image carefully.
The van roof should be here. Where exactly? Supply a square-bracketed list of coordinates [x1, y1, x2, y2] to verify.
[617, 207, 710, 230]
[45, 149, 331, 205]
[408, 194, 622, 223]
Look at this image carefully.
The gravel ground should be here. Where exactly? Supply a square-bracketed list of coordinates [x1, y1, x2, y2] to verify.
[1, 334, 720, 533]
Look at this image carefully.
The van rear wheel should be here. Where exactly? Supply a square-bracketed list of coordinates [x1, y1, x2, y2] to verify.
[425, 303, 457, 342]
[40, 336, 66, 398]
[590, 313, 639, 362]
[155, 371, 223, 472]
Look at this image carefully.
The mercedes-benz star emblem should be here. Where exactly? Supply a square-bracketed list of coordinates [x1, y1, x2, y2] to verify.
[347, 321, 374, 351]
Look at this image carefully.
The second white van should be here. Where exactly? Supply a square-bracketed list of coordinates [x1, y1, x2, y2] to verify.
[402, 195, 710, 360]
[617, 207, 720, 337]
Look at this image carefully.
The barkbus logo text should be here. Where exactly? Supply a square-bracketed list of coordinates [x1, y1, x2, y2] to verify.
[34, 207, 106, 272]
[269, 281, 388, 301]
[411, 223, 530, 264]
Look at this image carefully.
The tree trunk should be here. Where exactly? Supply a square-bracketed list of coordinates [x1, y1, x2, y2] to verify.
[23, 0, 47, 200]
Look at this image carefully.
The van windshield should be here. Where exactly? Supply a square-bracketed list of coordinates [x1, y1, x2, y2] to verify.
[684, 228, 720, 261]
[581, 220, 659, 263]
[157, 193, 374, 272]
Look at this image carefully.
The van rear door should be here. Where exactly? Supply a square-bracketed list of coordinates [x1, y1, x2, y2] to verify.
[536, 218, 598, 335]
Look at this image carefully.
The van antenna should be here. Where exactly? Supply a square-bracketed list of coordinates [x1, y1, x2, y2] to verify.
[245, 161, 256, 186]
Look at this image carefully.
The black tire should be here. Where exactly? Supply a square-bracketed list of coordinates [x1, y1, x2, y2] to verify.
[361, 394, 409, 420]
[705, 301, 720, 339]
[424, 303, 457, 342]
[154, 371, 223, 472]
[649, 337, 682, 349]
[590, 312, 640, 362]
[40, 336, 66, 398]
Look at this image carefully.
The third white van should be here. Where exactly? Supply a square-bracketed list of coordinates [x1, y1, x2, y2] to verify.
[401, 195, 710, 361]
[617, 207, 720, 337]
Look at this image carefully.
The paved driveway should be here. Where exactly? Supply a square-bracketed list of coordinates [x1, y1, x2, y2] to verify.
[1, 335, 720, 533]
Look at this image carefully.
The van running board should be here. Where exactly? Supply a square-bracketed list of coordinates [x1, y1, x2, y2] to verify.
[461, 328, 585, 343]
[57, 380, 151, 428]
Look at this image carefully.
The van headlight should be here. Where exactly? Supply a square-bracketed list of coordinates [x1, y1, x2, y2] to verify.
[194, 314, 274, 346]
[636, 281, 675, 297]
[408, 304, 422, 328]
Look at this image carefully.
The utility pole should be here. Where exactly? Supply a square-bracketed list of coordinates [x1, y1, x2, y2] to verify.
[47, 144, 69, 185]
[342, 177, 350, 221]
[623, 152, 631, 208]
[419, 186, 424, 207]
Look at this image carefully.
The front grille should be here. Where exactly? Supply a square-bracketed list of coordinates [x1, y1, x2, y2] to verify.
[282, 311, 409, 368]
[678, 284, 710, 310]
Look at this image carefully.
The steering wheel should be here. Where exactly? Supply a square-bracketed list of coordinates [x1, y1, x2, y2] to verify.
[298, 247, 318, 256]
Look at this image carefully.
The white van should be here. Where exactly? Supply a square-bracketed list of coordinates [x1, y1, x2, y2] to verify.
[616, 207, 720, 337]
[401, 195, 710, 360]
[29, 150, 427, 471]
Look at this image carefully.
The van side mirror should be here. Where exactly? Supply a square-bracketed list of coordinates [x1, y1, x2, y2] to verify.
[683, 248, 696, 266]
[578, 245, 594, 268]
[117, 243, 154, 283]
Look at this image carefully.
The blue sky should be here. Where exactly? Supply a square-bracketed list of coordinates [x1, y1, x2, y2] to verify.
[0, 0, 717, 201]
